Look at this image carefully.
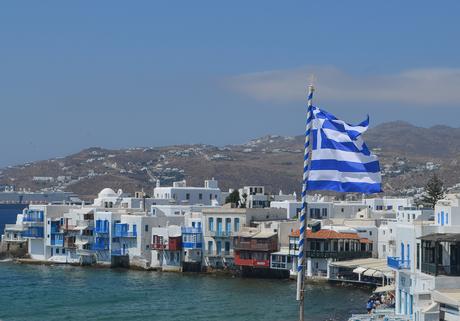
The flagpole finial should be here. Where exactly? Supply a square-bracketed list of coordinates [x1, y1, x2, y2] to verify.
[308, 74, 316, 92]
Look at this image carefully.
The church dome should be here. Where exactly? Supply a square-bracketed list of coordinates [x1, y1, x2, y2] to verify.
[98, 188, 117, 198]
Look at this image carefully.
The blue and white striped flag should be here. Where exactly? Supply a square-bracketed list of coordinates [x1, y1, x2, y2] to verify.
[306, 106, 382, 194]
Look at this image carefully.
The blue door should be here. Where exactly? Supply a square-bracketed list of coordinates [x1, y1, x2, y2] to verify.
[217, 218, 222, 234]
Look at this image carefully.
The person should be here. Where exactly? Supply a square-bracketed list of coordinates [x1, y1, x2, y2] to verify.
[366, 299, 374, 314]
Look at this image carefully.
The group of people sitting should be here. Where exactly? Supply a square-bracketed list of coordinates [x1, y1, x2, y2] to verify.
[366, 292, 395, 314]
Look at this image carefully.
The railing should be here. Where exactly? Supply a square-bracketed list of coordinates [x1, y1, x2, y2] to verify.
[182, 227, 202, 234]
[234, 256, 270, 268]
[23, 211, 44, 223]
[91, 243, 109, 251]
[111, 249, 128, 256]
[95, 220, 110, 233]
[421, 263, 460, 276]
[152, 243, 167, 250]
[271, 261, 291, 270]
[51, 238, 64, 247]
[182, 242, 203, 249]
[306, 250, 372, 259]
[22, 227, 44, 238]
[210, 230, 232, 237]
[113, 230, 137, 238]
[234, 241, 277, 252]
[387, 256, 410, 270]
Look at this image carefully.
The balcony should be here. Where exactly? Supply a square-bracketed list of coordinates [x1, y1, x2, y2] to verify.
[421, 263, 460, 276]
[182, 242, 203, 249]
[95, 220, 110, 234]
[64, 237, 76, 249]
[182, 227, 202, 234]
[234, 241, 277, 252]
[387, 256, 410, 270]
[305, 250, 373, 260]
[152, 243, 167, 250]
[22, 227, 44, 238]
[92, 243, 109, 251]
[23, 211, 44, 223]
[234, 256, 270, 268]
[210, 230, 232, 238]
[114, 224, 137, 238]
[111, 248, 128, 256]
[51, 236, 64, 247]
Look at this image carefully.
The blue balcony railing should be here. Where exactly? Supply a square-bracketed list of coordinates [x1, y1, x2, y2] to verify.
[23, 210, 44, 223]
[111, 248, 128, 256]
[23, 227, 44, 238]
[387, 256, 410, 270]
[114, 223, 137, 237]
[51, 238, 64, 247]
[92, 243, 109, 251]
[95, 220, 110, 234]
[183, 242, 203, 249]
[113, 230, 137, 238]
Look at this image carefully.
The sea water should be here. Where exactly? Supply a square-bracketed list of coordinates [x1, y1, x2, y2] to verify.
[0, 262, 370, 321]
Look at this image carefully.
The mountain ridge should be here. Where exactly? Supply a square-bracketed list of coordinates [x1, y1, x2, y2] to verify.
[1, 121, 460, 200]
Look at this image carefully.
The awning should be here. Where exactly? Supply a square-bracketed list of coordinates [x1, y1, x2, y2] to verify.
[75, 239, 89, 245]
[373, 284, 395, 293]
[421, 302, 439, 313]
[372, 271, 384, 278]
[74, 225, 89, 231]
[364, 269, 377, 277]
[433, 289, 460, 308]
[353, 267, 367, 274]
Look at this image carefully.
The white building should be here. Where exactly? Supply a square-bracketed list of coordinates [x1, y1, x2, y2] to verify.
[154, 179, 221, 206]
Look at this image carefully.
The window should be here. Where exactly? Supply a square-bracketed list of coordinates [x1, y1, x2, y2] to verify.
[234, 218, 240, 232]
[369, 231, 372, 236]
[321, 208, 328, 217]
[62, 248, 65, 254]
[341, 208, 344, 213]
[208, 241, 213, 254]
[209, 217, 214, 231]
[416, 243, 420, 270]
[446, 213, 449, 225]
[145, 225, 149, 232]
[56, 248, 59, 254]
[216, 241, 222, 255]
[199, 193, 203, 200]
[186, 193, 190, 200]
[225, 218, 231, 232]
[383, 245, 386, 252]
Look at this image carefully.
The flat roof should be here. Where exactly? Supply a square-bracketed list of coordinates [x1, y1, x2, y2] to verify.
[418, 233, 460, 242]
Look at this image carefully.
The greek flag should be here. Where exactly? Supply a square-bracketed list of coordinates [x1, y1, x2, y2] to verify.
[306, 106, 382, 194]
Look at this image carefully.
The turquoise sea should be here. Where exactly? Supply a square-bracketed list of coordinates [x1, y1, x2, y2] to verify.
[0, 262, 370, 321]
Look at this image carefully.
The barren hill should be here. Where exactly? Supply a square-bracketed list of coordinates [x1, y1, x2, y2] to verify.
[1, 121, 460, 200]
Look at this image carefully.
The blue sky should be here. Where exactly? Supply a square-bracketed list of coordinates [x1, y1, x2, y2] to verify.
[1, 1, 460, 166]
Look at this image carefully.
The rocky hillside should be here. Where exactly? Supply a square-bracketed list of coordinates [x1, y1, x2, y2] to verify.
[1, 121, 460, 200]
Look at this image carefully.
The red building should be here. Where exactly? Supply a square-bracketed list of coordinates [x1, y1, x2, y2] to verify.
[234, 228, 278, 269]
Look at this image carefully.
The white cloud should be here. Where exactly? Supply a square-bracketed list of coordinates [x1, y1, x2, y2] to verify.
[227, 66, 460, 105]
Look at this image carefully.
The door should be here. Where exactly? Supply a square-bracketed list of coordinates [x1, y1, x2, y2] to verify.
[401, 243, 405, 262]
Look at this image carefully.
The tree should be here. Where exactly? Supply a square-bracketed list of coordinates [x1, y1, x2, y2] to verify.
[422, 174, 445, 208]
[225, 189, 240, 205]
[240, 193, 248, 208]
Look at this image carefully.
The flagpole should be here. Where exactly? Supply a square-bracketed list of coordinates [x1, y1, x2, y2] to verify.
[297, 84, 314, 321]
